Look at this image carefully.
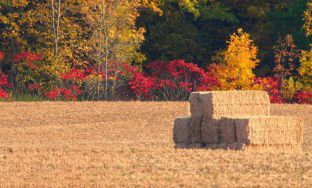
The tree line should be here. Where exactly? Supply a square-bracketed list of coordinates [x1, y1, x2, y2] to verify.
[0, 0, 311, 103]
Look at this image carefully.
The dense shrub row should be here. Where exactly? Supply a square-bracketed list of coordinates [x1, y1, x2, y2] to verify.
[0, 51, 310, 104]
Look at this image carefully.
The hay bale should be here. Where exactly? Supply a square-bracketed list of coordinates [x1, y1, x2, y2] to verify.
[201, 119, 220, 144]
[198, 92, 214, 119]
[199, 91, 270, 119]
[190, 117, 202, 143]
[235, 116, 303, 145]
[173, 116, 192, 145]
[189, 92, 204, 117]
[233, 118, 249, 144]
[172, 91, 303, 151]
[189, 92, 204, 143]
[220, 118, 236, 143]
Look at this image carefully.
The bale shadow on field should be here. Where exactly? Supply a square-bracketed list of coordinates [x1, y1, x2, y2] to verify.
[175, 143, 303, 152]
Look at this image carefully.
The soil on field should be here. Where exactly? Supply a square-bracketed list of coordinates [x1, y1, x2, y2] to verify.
[0, 102, 311, 187]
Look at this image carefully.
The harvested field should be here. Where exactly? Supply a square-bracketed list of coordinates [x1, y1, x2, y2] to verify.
[0, 102, 312, 187]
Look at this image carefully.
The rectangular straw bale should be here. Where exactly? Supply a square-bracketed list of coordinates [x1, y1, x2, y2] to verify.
[201, 119, 220, 144]
[209, 90, 270, 105]
[235, 116, 303, 145]
[198, 91, 270, 119]
[189, 92, 204, 117]
[220, 118, 236, 143]
[227, 90, 270, 105]
[173, 116, 192, 145]
[197, 92, 214, 119]
[234, 118, 250, 144]
[212, 104, 270, 117]
[251, 90, 271, 105]
[190, 116, 202, 143]
[189, 92, 204, 143]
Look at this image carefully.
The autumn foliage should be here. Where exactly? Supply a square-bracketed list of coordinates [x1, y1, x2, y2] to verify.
[0, 1, 311, 103]
[212, 29, 259, 90]
[0, 48, 311, 104]
[128, 59, 219, 100]
[0, 53, 10, 99]
[0, 72, 10, 99]
[0, 22, 310, 103]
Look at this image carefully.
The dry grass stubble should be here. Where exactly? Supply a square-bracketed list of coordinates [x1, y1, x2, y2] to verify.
[0, 102, 311, 187]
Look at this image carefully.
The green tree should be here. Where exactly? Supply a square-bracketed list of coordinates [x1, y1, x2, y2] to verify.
[138, 0, 238, 66]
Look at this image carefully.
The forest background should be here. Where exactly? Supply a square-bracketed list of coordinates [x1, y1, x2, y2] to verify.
[0, 0, 311, 104]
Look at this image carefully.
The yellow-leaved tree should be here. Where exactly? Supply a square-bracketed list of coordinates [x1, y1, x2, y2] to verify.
[299, 2, 312, 92]
[214, 28, 260, 90]
[0, 0, 30, 55]
[0, 0, 161, 99]
[298, 49, 312, 91]
[79, 0, 161, 99]
[0, 0, 90, 89]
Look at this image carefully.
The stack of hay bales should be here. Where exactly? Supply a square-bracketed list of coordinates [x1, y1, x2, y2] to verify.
[173, 91, 303, 151]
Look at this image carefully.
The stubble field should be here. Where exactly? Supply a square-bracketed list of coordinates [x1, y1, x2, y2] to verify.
[0, 102, 311, 187]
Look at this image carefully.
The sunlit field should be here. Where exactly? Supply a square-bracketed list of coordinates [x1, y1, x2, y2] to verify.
[0, 102, 311, 187]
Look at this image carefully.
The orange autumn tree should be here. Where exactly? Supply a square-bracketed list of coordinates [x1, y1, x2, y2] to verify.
[213, 28, 260, 90]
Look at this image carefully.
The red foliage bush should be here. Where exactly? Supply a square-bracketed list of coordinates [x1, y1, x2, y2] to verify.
[62, 68, 86, 81]
[197, 64, 221, 91]
[294, 91, 312, 104]
[44, 88, 61, 100]
[0, 51, 4, 61]
[0, 88, 8, 98]
[255, 76, 312, 104]
[254, 77, 284, 103]
[0, 51, 11, 99]
[0, 71, 10, 99]
[128, 59, 220, 100]
[47, 68, 86, 100]
[129, 72, 155, 98]
[28, 83, 41, 91]
[147, 59, 205, 80]
[44, 85, 82, 101]
[0, 72, 11, 88]
[13, 52, 42, 63]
